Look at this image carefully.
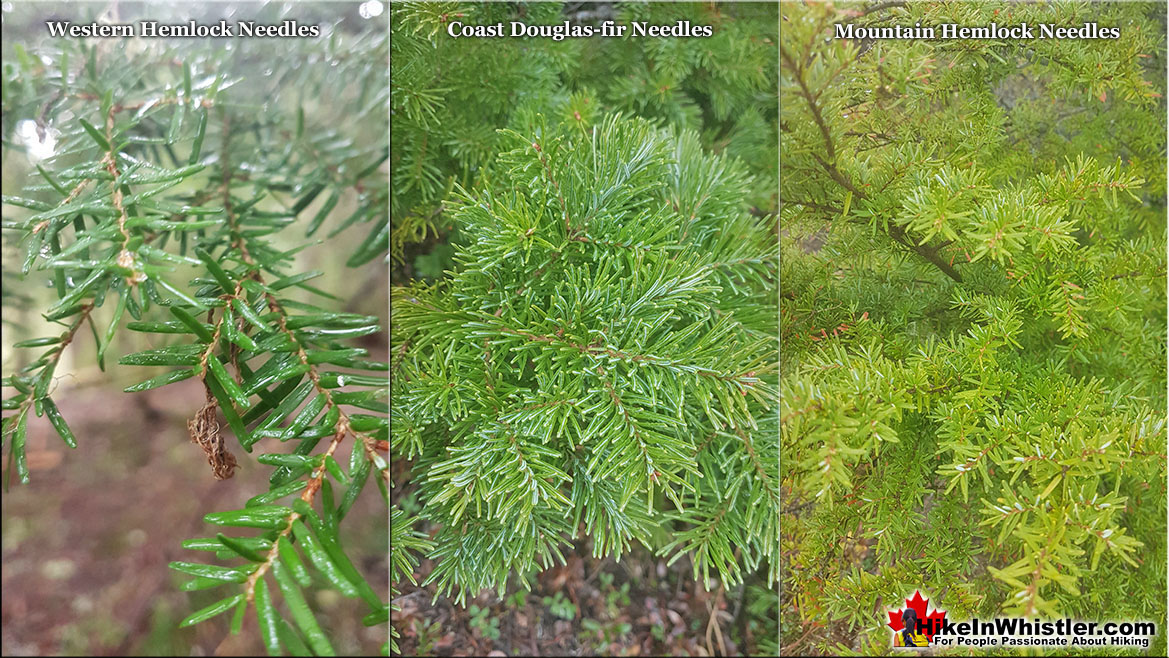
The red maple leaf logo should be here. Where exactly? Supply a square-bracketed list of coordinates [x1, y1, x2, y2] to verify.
[887, 590, 947, 641]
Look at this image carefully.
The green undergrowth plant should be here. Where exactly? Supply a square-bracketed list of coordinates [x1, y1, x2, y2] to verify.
[2, 5, 389, 655]
[780, 1, 1167, 654]
[390, 1, 777, 267]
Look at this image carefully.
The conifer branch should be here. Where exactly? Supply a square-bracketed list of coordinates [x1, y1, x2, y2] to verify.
[783, 45, 963, 282]
[4, 17, 389, 654]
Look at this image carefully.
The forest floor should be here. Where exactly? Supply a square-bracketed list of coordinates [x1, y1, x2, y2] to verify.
[392, 458, 776, 658]
[1, 374, 388, 656]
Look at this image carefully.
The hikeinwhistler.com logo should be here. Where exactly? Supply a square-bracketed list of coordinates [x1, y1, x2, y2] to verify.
[887, 590, 1157, 650]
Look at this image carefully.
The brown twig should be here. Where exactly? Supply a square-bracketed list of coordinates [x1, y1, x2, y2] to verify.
[781, 34, 963, 283]
[705, 584, 728, 656]
[780, 623, 818, 655]
[201, 109, 382, 600]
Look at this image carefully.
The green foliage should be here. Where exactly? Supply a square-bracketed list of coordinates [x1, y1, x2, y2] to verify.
[409, 617, 443, 655]
[391, 504, 433, 654]
[543, 591, 578, 622]
[2, 5, 388, 655]
[598, 571, 632, 618]
[579, 617, 632, 651]
[390, 0, 780, 614]
[391, 10, 780, 655]
[780, 1, 1166, 653]
[744, 582, 780, 657]
[504, 589, 528, 609]
[467, 604, 501, 640]
[390, 1, 572, 263]
[572, 1, 779, 209]
[390, 1, 778, 264]
[393, 107, 779, 604]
